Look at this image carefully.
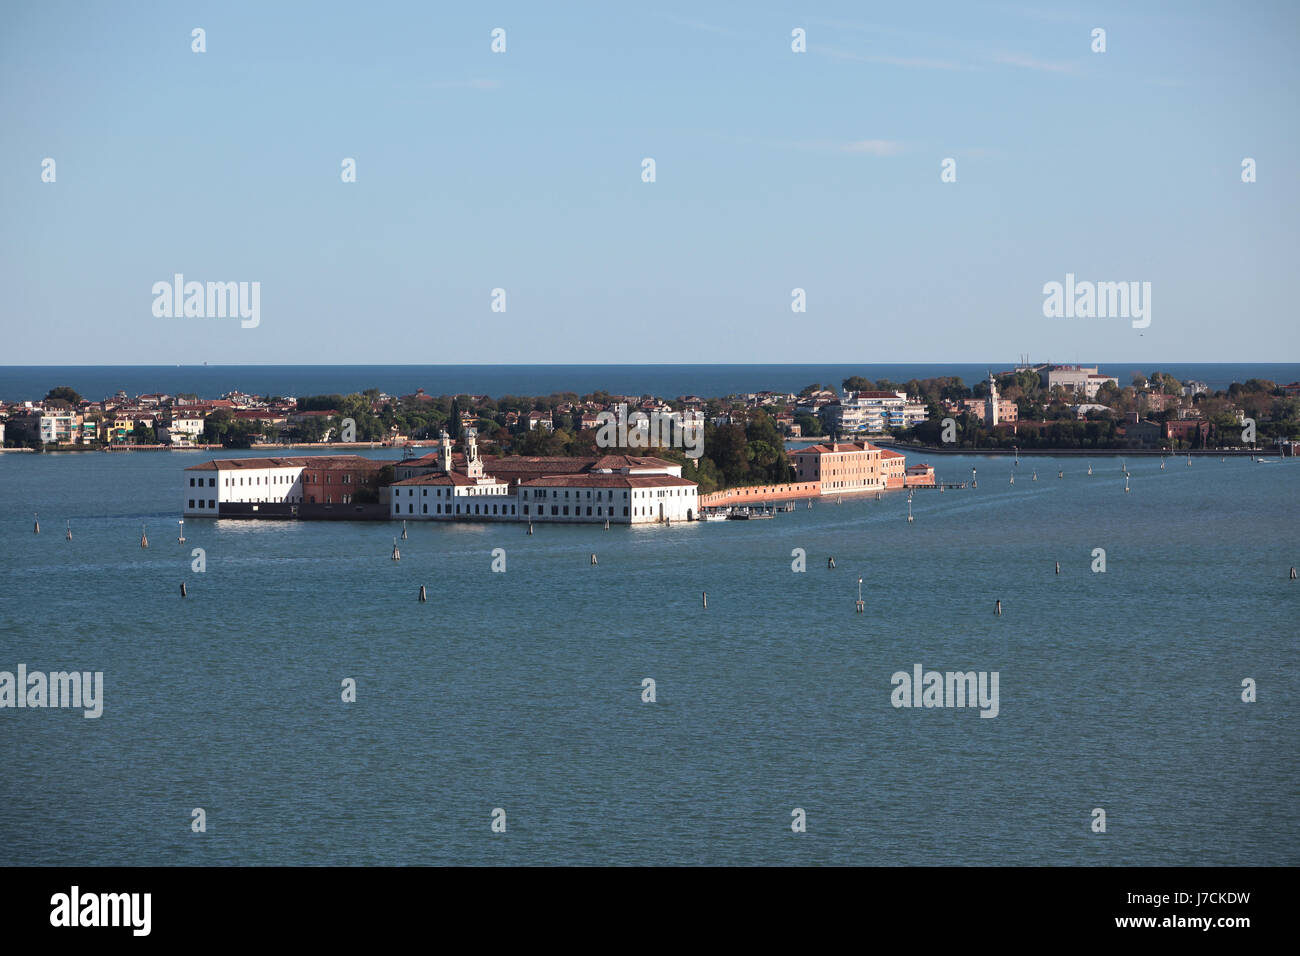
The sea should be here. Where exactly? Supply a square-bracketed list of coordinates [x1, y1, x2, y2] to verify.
[2, 363, 1299, 403]
[1, 442, 1296, 865]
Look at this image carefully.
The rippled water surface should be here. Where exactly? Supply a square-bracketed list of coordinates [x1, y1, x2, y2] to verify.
[1, 449, 1296, 865]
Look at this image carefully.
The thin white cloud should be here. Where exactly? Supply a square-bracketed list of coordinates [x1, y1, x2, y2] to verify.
[430, 78, 503, 90]
[818, 45, 967, 71]
[991, 52, 1079, 74]
[663, 15, 740, 38]
[840, 139, 905, 156]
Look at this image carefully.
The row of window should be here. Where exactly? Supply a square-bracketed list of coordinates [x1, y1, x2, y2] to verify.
[397, 502, 520, 516]
[188, 477, 216, 487]
[520, 505, 627, 517]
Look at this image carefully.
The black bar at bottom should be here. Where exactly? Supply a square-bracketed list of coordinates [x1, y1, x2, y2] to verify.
[2, 866, 1278, 942]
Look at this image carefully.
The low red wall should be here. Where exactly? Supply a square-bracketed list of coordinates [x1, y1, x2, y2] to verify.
[699, 481, 822, 507]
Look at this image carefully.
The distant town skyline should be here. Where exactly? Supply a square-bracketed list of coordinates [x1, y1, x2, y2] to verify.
[2, 1, 1297, 364]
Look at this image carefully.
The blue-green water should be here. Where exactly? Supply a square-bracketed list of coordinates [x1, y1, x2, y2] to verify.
[1, 448, 1297, 865]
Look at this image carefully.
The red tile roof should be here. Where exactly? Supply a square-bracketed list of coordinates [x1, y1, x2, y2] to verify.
[185, 455, 383, 471]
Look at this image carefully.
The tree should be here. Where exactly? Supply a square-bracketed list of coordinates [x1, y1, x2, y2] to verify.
[45, 386, 83, 405]
[448, 397, 462, 441]
[794, 413, 822, 437]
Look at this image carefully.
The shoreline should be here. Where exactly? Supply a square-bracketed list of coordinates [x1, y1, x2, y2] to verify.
[872, 441, 1273, 458]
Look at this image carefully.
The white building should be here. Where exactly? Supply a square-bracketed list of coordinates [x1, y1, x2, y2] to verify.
[1043, 365, 1119, 400]
[821, 391, 913, 433]
[159, 416, 205, 446]
[389, 429, 698, 524]
[517, 474, 697, 524]
[390, 430, 516, 520]
[183, 458, 306, 515]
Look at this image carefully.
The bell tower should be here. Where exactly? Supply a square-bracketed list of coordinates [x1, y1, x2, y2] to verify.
[439, 429, 453, 473]
[465, 427, 484, 478]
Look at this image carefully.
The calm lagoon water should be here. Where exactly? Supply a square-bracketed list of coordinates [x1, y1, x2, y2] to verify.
[1, 448, 1297, 865]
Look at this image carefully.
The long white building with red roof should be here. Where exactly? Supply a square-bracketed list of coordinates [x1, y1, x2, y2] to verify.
[388, 429, 699, 524]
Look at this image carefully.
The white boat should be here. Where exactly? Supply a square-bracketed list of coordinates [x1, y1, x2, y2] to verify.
[702, 512, 729, 522]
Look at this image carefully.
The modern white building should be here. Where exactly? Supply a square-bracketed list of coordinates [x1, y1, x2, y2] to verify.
[820, 391, 922, 433]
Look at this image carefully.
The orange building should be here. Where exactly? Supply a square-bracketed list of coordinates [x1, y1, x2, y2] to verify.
[881, 448, 907, 488]
[792, 441, 885, 494]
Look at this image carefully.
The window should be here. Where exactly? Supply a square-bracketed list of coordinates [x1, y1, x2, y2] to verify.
[551, 506, 558, 515]
[189, 478, 195, 487]
[188, 499, 195, 508]
[623, 507, 629, 516]
[208, 499, 214, 508]
[197, 500, 204, 509]
[422, 504, 427, 514]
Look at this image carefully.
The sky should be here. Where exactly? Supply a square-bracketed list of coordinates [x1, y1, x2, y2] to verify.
[1, 1, 1297, 365]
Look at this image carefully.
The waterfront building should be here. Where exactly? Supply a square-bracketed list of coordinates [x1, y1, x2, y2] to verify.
[904, 463, 936, 486]
[5, 409, 81, 444]
[1122, 419, 1163, 445]
[1165, 419, 1211, 445]
[881, 448, 907, 488]
[158, 415, 205, 446]
[791, 441, 885, 494]
[389, 430, 697, 524]
[182, 455, 388, 517]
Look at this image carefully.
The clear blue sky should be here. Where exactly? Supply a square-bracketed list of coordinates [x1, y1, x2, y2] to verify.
[2, 1, 1296, 365]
